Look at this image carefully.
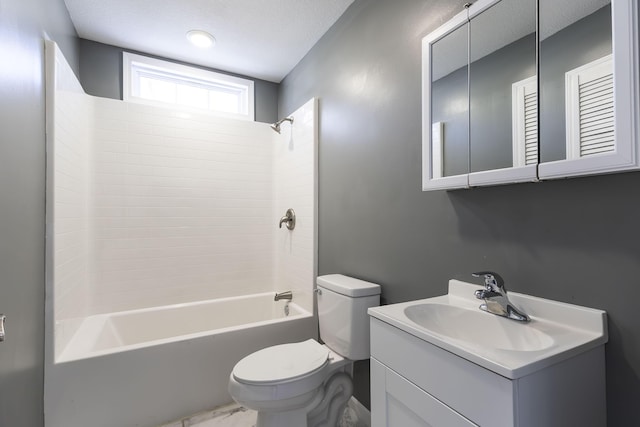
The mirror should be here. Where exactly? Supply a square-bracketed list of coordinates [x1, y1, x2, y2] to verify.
[423, 0, 638, 190]
[423, 0, 539, 191]
[539, 0, 612, 163]
[430, 23, 469, 179]
[469, 0, 537, 173]
[538, 0, 639, 179]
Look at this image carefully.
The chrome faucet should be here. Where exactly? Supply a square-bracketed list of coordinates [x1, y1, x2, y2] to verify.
[472, 272, 529, 322]
[274, 291, 293, 301]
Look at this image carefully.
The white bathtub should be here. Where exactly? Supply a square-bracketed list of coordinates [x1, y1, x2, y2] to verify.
[45, 293, 317, 427]
[56, 292, 308, 362]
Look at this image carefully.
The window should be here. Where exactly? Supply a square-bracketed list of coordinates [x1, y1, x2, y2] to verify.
[123, 52, 255, 121]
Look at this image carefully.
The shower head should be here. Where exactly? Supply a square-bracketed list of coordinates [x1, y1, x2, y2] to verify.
[270, 116, 294, 133]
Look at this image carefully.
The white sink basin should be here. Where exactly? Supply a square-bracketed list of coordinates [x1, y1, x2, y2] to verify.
[368, 279, 607, 379]
[404, 303, 554, 352]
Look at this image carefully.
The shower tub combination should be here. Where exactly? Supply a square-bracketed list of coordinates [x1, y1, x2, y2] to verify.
[46, 293, 315, 427]
[44, 42, 319, 427]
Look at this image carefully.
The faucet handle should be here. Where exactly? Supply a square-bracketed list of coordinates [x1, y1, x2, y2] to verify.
[471, 271, 505, 292]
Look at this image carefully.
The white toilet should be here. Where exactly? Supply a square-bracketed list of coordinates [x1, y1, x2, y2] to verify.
[228, 274, 381, 427]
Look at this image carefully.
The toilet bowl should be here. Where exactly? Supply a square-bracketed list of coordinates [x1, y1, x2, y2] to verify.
[228, 340, 352, 427]
[228, 274, 381, 427]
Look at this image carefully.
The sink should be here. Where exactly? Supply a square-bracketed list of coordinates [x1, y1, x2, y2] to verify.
[368, 279, 608, 379]
[404, 303, 554, 352]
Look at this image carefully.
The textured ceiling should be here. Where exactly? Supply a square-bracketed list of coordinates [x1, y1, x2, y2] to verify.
[63, 0, 355, 83]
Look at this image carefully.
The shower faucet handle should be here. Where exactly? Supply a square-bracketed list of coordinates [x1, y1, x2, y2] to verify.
[279, 208, 296, 230]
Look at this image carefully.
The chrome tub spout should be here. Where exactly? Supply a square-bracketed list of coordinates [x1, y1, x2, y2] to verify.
[274, 291, 293, 301]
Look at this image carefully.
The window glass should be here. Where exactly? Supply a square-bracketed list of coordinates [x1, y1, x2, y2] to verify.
[123, 52, 255, 121]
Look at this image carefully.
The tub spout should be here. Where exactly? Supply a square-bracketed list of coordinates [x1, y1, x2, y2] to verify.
[274, 291, 293, 301]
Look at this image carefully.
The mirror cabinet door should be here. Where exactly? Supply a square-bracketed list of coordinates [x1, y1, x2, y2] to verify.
[468, 0, 538, 186]
[538, 0, 640, 179]
[422, 12, 469, 190]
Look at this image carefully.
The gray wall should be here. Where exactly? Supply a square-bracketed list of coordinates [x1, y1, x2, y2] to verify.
[279, 0, 640, 424]
[79, 39, 279, 124]
[0, 0, 78, 426]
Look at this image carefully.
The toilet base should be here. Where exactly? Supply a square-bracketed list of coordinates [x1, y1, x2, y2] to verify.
[308, 372, 353, 427]
[251, 371, 353, 427]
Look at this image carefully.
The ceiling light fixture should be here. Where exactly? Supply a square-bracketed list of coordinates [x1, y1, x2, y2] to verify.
[186, 30, 215, 48]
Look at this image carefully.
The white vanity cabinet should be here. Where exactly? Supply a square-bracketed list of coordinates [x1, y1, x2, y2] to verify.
[371, 356, 477, 427]
[370, 317, 607, 427]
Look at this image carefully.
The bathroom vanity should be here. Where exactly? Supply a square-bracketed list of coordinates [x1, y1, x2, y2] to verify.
[368, 280, 608, 427]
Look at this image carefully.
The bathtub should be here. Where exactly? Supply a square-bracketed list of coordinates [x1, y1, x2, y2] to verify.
[44, 293, 317, 427]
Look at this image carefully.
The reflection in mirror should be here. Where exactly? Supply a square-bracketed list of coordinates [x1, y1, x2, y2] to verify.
[539, 0, 612, 163]
[469, 0, 537, 173]
[431, 23, 469, 178]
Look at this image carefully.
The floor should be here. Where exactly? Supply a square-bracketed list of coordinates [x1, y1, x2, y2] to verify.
[163, 401, 369, 427]
[183, 404, 255, 427]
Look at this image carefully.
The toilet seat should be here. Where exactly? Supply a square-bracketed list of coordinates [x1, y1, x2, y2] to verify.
[233, 339, 329, 385]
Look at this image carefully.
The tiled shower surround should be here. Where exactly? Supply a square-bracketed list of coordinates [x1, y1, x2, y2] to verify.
[50, 42, 315, 340]
[49, 52, 92, 322]
[91, 100, 276, 314]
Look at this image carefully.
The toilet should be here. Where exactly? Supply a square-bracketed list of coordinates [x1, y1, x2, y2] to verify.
[228, 274, 381, 427]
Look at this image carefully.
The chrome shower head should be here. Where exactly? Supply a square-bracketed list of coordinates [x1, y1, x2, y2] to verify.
[270, 122, 282, 133]
[270, 116, 294, 133]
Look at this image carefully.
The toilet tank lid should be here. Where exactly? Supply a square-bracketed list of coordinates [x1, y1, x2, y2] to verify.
[317, 274, 381, 297]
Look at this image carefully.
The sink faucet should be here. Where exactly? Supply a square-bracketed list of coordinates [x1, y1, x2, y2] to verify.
[472, 272, 529, 322]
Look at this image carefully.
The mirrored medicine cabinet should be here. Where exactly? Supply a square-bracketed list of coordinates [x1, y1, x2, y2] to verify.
[422, 0, 639, 191]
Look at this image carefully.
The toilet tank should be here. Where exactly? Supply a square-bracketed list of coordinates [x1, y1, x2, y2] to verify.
[316, 274, 381, 360]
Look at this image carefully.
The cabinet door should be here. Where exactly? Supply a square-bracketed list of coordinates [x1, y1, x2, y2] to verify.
[467, 0, 538, 187]
[371, 358, 478, 427]
[421, 9, 470, 191]
[538, 0, 640, 179]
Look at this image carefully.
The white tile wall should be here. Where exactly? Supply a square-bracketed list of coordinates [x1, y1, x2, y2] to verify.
[89, 99, 277, 314]
[273, 99, 317, 314]
[52, 48, 92, 322]
[50, 40, 316, 320]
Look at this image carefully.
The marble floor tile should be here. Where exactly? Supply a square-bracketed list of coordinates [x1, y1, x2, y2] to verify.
[185, 403, 256, 427]
[176, 399, 368, 427]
